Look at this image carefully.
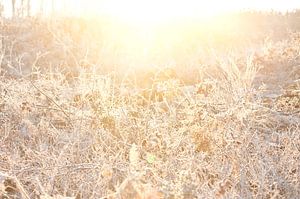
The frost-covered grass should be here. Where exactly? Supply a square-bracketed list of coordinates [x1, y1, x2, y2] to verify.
[0, 18, 299, 199]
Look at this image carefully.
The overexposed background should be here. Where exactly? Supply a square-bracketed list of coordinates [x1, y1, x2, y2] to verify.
[1, 0, 300, 18]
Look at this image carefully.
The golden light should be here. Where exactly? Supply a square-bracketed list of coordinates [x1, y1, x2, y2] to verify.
[93, 0, 239, 26]
[65, 0, 300, 70]
[92, 0, 297, 26]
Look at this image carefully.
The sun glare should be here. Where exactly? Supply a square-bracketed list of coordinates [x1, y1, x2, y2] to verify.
[87, 0, 298, 26]
[93, 0, 236, 26]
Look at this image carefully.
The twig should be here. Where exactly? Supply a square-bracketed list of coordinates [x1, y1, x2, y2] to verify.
[30, 80, 73, 127]
[0, 172, 30, 199]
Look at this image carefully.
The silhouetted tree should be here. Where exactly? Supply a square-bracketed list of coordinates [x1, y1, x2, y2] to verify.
[21, 0, 24, 17]
[0, 2, 4, 18]
[27, 0, 31, 16]
[12, 0, 15, 17]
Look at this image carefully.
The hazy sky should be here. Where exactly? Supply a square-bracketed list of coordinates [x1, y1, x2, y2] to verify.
[2, 0, 300, 17]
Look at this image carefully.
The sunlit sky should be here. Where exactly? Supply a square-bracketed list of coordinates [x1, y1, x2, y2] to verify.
[2, 0, 300, 22]
[2, 0, 300, 68]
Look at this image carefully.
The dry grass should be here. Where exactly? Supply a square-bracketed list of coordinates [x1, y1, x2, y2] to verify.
[0, 17, 300, 198]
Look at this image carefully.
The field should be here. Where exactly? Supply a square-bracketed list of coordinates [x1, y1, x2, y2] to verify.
[0, 12, 300, 198]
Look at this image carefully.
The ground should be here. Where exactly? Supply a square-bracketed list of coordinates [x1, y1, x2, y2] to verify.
[0, 17, 299, 198]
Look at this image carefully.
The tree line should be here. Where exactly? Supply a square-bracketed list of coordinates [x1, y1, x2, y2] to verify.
[0, 0, 59, 18]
